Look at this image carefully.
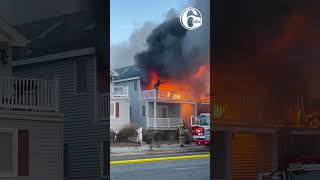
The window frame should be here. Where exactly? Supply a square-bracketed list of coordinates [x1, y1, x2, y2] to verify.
[110, 102, 116, 118]
[0, 128, 18, 177]
[157, 105, 169, 118]
[74, 58, 88, 95]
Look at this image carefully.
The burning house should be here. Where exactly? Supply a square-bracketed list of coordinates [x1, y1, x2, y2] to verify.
[212, 1, 320, 180]
[114, 1, 210, 132]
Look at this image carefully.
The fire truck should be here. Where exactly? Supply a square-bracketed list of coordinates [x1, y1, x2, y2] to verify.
[191, 113, 211, 146]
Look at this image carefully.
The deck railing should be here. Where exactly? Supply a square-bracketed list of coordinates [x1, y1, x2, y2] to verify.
[111, 86, 129, 99]
[147, 118, 181, 129]
[213, 96, 305, 128]
[141, 89, 193, 101]
[0, 77, 59, 112]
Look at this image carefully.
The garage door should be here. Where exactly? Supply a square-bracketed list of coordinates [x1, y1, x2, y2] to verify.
[232, 133, 273, 180]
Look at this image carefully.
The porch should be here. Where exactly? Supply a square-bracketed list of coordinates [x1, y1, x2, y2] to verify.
[0, 77, 59, 112]
[143, 101, 196, 130]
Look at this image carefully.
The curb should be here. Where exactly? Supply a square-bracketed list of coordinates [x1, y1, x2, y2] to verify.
[110, 154, 210, 165]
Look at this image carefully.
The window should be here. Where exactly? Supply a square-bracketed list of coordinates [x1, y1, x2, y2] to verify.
[110, 102, 115, 118]
[0, 129, 17, 177]
[75, 58, 88, 94]
[110, 102, 119, 118]
[133, 80, 138, 91]
[141, 105, 146, 118]
[157, 106, 168, 118]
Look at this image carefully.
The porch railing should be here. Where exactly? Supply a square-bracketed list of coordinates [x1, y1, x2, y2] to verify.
[147, 118, 181, 129]
[98, 93, 109, 120]
[0, 77, 59, 112]
[141, 89, 193, 101]
[213, 96, 305, 128]
[111, 86, 129, 99]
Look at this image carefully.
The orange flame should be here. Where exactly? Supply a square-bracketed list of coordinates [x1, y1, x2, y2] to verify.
[144, 64, 210, 102]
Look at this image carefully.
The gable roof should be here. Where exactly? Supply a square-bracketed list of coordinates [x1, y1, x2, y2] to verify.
[114, 65, 142, 81]
[13, 11, 96, 60]
[110, 68, 119, 77]
[0, 17, 28, 46]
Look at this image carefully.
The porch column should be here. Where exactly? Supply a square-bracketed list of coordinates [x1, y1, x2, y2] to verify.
[146, 102, 149, 129]
[154, 101, 157, 129]
[180, 103, 183, 123]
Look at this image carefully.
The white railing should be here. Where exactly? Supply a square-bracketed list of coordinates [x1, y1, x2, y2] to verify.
[111, 86, 129, 99]
[141, 89, 193, 101]
[98, 93, 109, 120]
[0, 77, 59, 112]
[147, 118, 181, 129]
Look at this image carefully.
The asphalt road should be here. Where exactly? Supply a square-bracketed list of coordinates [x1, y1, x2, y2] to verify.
[111, 157, 210, 180]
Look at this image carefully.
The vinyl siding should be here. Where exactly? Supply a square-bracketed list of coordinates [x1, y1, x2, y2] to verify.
[110, 99, 130, 131]
[13, 55, 108, 179]
[114, 79, 143, 128]
[0, 113, 63, 180]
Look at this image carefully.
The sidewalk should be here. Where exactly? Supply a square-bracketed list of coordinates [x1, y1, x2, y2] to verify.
[110, 143, 210, 157]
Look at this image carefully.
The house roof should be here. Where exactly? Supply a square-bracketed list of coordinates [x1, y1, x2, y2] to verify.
[13, 11, 96, 60]
[0, 17, 28, 46]
[114, 65, 142, 81]
[110, 68, 119, 77]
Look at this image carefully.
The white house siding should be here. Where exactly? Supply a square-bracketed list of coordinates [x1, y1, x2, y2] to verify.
[0, 111, 63, 180]
[114, 79, 143, 128]
[13, 55, 108, 179]
[110, 99, 130, 131]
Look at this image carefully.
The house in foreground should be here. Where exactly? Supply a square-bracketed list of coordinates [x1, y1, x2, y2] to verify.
[0, 17, 63, 180]
[11, 12, 110, 179]
[108, 68, 130, 131]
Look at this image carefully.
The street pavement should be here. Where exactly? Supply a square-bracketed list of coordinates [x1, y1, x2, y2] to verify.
[111, 155, 210, 180]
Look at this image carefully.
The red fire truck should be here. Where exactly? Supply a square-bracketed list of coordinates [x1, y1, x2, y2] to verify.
[191, 113, 211, 146]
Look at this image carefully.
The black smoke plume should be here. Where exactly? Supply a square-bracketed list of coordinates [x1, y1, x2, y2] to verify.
[135, 0, 210, 88]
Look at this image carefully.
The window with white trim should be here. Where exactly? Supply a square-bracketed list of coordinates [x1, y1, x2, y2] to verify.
[110, 102, 115, 118]
[0, 130, 17, 177]
[141, 105, 146, 118]
[75, 58, 88, 94]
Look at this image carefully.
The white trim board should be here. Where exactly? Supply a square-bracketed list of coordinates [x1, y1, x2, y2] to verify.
[114, 76, 140, 83]
[13, 47, 95, 66]
[0, 17, 28, 46]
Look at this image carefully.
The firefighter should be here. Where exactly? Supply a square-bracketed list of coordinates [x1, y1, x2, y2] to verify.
[178, 122, 188, 147]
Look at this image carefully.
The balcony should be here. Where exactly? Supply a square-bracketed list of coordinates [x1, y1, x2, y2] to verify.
[140, 89, 194, 102]
[213, 96, 317, 129]
[111, 86, 129, 99]
[0, 77, 59, 112]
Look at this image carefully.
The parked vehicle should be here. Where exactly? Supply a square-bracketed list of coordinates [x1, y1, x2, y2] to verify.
[191, 113, 211, 146]
[258, 157, 320, 180]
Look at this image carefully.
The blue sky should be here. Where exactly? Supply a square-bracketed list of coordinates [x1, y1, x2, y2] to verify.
[110, 0, 188, 45]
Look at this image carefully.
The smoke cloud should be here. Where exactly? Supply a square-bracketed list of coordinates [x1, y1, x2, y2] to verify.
[134, 0, 210, 89]
[110, 22, 157, 68]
